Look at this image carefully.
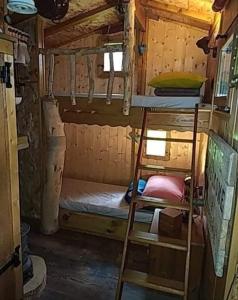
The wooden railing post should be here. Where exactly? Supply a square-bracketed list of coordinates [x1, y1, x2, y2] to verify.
[87, 55, 95, 103]
[106, 51, 115, 105]
[123, 0, 135, 116]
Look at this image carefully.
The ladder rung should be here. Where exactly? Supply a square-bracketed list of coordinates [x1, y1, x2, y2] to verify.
[122, 269, 184, 296]
[128, 230, 187, 251]
[142, 136, 193, 143]
[139, 164, 191, 175]
[134, 196, 190, 211]
[147, 109, 196, 115]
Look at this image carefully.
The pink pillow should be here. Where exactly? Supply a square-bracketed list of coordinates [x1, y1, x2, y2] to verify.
[142, 175, 185, 202]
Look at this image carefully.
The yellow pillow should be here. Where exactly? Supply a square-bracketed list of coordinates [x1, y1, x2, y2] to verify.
[148, 72, 207, 89]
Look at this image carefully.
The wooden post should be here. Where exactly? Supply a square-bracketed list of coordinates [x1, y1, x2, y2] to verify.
[41, 99, 66, 234]
[106, 51, 115, 105]
[123, 0, 135, 116]
[70, 54, 76, 105]
[48, 53, 55, 99]
[87, 55, 95, 103]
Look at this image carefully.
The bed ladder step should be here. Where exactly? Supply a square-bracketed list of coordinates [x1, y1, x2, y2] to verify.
[138, 164, 192, 175]
[122, 269, 185, 296]
[128, 230, 187, 251]
[134, 195, 190, 211]
[142, 136, 194, 143]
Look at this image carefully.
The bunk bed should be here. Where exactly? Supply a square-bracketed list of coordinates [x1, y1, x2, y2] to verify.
[59, 178, 153, 240]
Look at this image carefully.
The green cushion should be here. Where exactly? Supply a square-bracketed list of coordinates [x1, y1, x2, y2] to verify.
[148, 72, 207, 89]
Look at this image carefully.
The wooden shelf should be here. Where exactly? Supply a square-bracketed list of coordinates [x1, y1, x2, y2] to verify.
[17, 136, 29, 151]
[134, 196, 190, 211]
[122, 269, 184, 296]
[129, 230, 187, 251]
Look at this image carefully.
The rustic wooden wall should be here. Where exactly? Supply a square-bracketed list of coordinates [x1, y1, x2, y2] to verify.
[145, 19, 208, 96]
[202, 1, 238, 299]
[16, 18, 44, 219]
[64, 123, 203, 186]
[64, 124, 132, 186]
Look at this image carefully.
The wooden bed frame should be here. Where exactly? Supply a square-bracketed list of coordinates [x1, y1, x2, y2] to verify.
[59, 208, 150, 241]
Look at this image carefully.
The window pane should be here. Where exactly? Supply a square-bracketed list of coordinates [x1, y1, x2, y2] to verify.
[146, 130, 166, 157]
[104, 52, 123, 72]
[216, 35, 233, 97]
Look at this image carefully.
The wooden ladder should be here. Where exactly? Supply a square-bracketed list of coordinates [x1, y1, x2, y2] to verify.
[115, 105, 199, 300]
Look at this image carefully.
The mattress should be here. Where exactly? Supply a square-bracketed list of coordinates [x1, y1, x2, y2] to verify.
[60, 178, 153, 224]
[131, 95, 201, 108]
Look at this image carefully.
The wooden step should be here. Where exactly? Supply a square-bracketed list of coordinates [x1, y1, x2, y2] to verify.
[138, 164, 191, 175]
[17, 136, 29, 151]
[122, 269, 184, 296]
[128, 230, 187, 251]
[142, 136, 193, 143]
[134, 196, 190, 211]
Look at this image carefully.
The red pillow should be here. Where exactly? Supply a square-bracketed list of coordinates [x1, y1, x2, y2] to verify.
[142, 175, 185, 202]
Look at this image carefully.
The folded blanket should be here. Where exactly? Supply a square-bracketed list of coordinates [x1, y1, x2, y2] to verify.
[154, 87, 200, 97]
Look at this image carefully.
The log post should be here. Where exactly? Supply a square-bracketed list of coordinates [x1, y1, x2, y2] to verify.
[106, 51, 115, 105]
[48, 54, 55, 99]
[41, 99, 66, 234]
[87, 55, 95, 103]
[70, 54, 76, 105]
[123, 0, 135, 116]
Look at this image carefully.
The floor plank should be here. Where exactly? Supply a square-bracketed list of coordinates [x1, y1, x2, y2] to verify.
[29, 230, 180, 300]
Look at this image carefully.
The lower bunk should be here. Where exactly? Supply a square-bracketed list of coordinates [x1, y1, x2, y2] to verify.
[59, 178, 152, 240]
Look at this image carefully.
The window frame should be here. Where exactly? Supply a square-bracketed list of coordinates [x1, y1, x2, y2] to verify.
[144, 130, 171, 161]
[214, 34, 234, 104]
[97, 34, 124, 78]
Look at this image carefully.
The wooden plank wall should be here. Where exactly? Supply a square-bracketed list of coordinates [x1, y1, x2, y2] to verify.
[64, 124, 132, 186]
[64, 123, 203, 186]
[145, 19, 208, 96]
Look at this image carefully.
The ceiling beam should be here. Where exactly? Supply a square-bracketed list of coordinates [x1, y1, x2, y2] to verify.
[45, 3, 117, 37]
[142, 0, 212, 31]
[46, 22, 124, 48]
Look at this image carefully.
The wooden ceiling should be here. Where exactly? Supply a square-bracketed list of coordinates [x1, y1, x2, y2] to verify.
[44, 0, 215, 48]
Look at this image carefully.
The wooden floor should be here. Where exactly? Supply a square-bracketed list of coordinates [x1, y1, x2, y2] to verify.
[29, 230, 180, 300]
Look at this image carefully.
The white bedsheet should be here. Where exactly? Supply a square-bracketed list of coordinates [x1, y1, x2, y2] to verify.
[60, 178, 153, 224]
[131, 95, 201, 108]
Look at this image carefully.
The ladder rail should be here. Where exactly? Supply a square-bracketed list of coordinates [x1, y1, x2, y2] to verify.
[115, 108, 148, 300]
[184, 104, 199, 299]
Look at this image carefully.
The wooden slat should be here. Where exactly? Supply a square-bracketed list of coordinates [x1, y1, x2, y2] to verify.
[106, 51, 115, 105]
[129, 230, 187, 251]
[87, 55, 94, 104]
[70, 54, 76, 106]
[139, 164, 191, 175]
[17, 136, 29, 151]
[40, 44, 123, 56]
[134, 196, 190, 211]
[122, 269, 184, 296]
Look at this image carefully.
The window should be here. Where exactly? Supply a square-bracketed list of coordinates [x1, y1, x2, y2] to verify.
[215, 35, 234, 98]
[97, 35, 124, 78]
[146, 130, 169, 158]
[104, 51, 123, 72]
